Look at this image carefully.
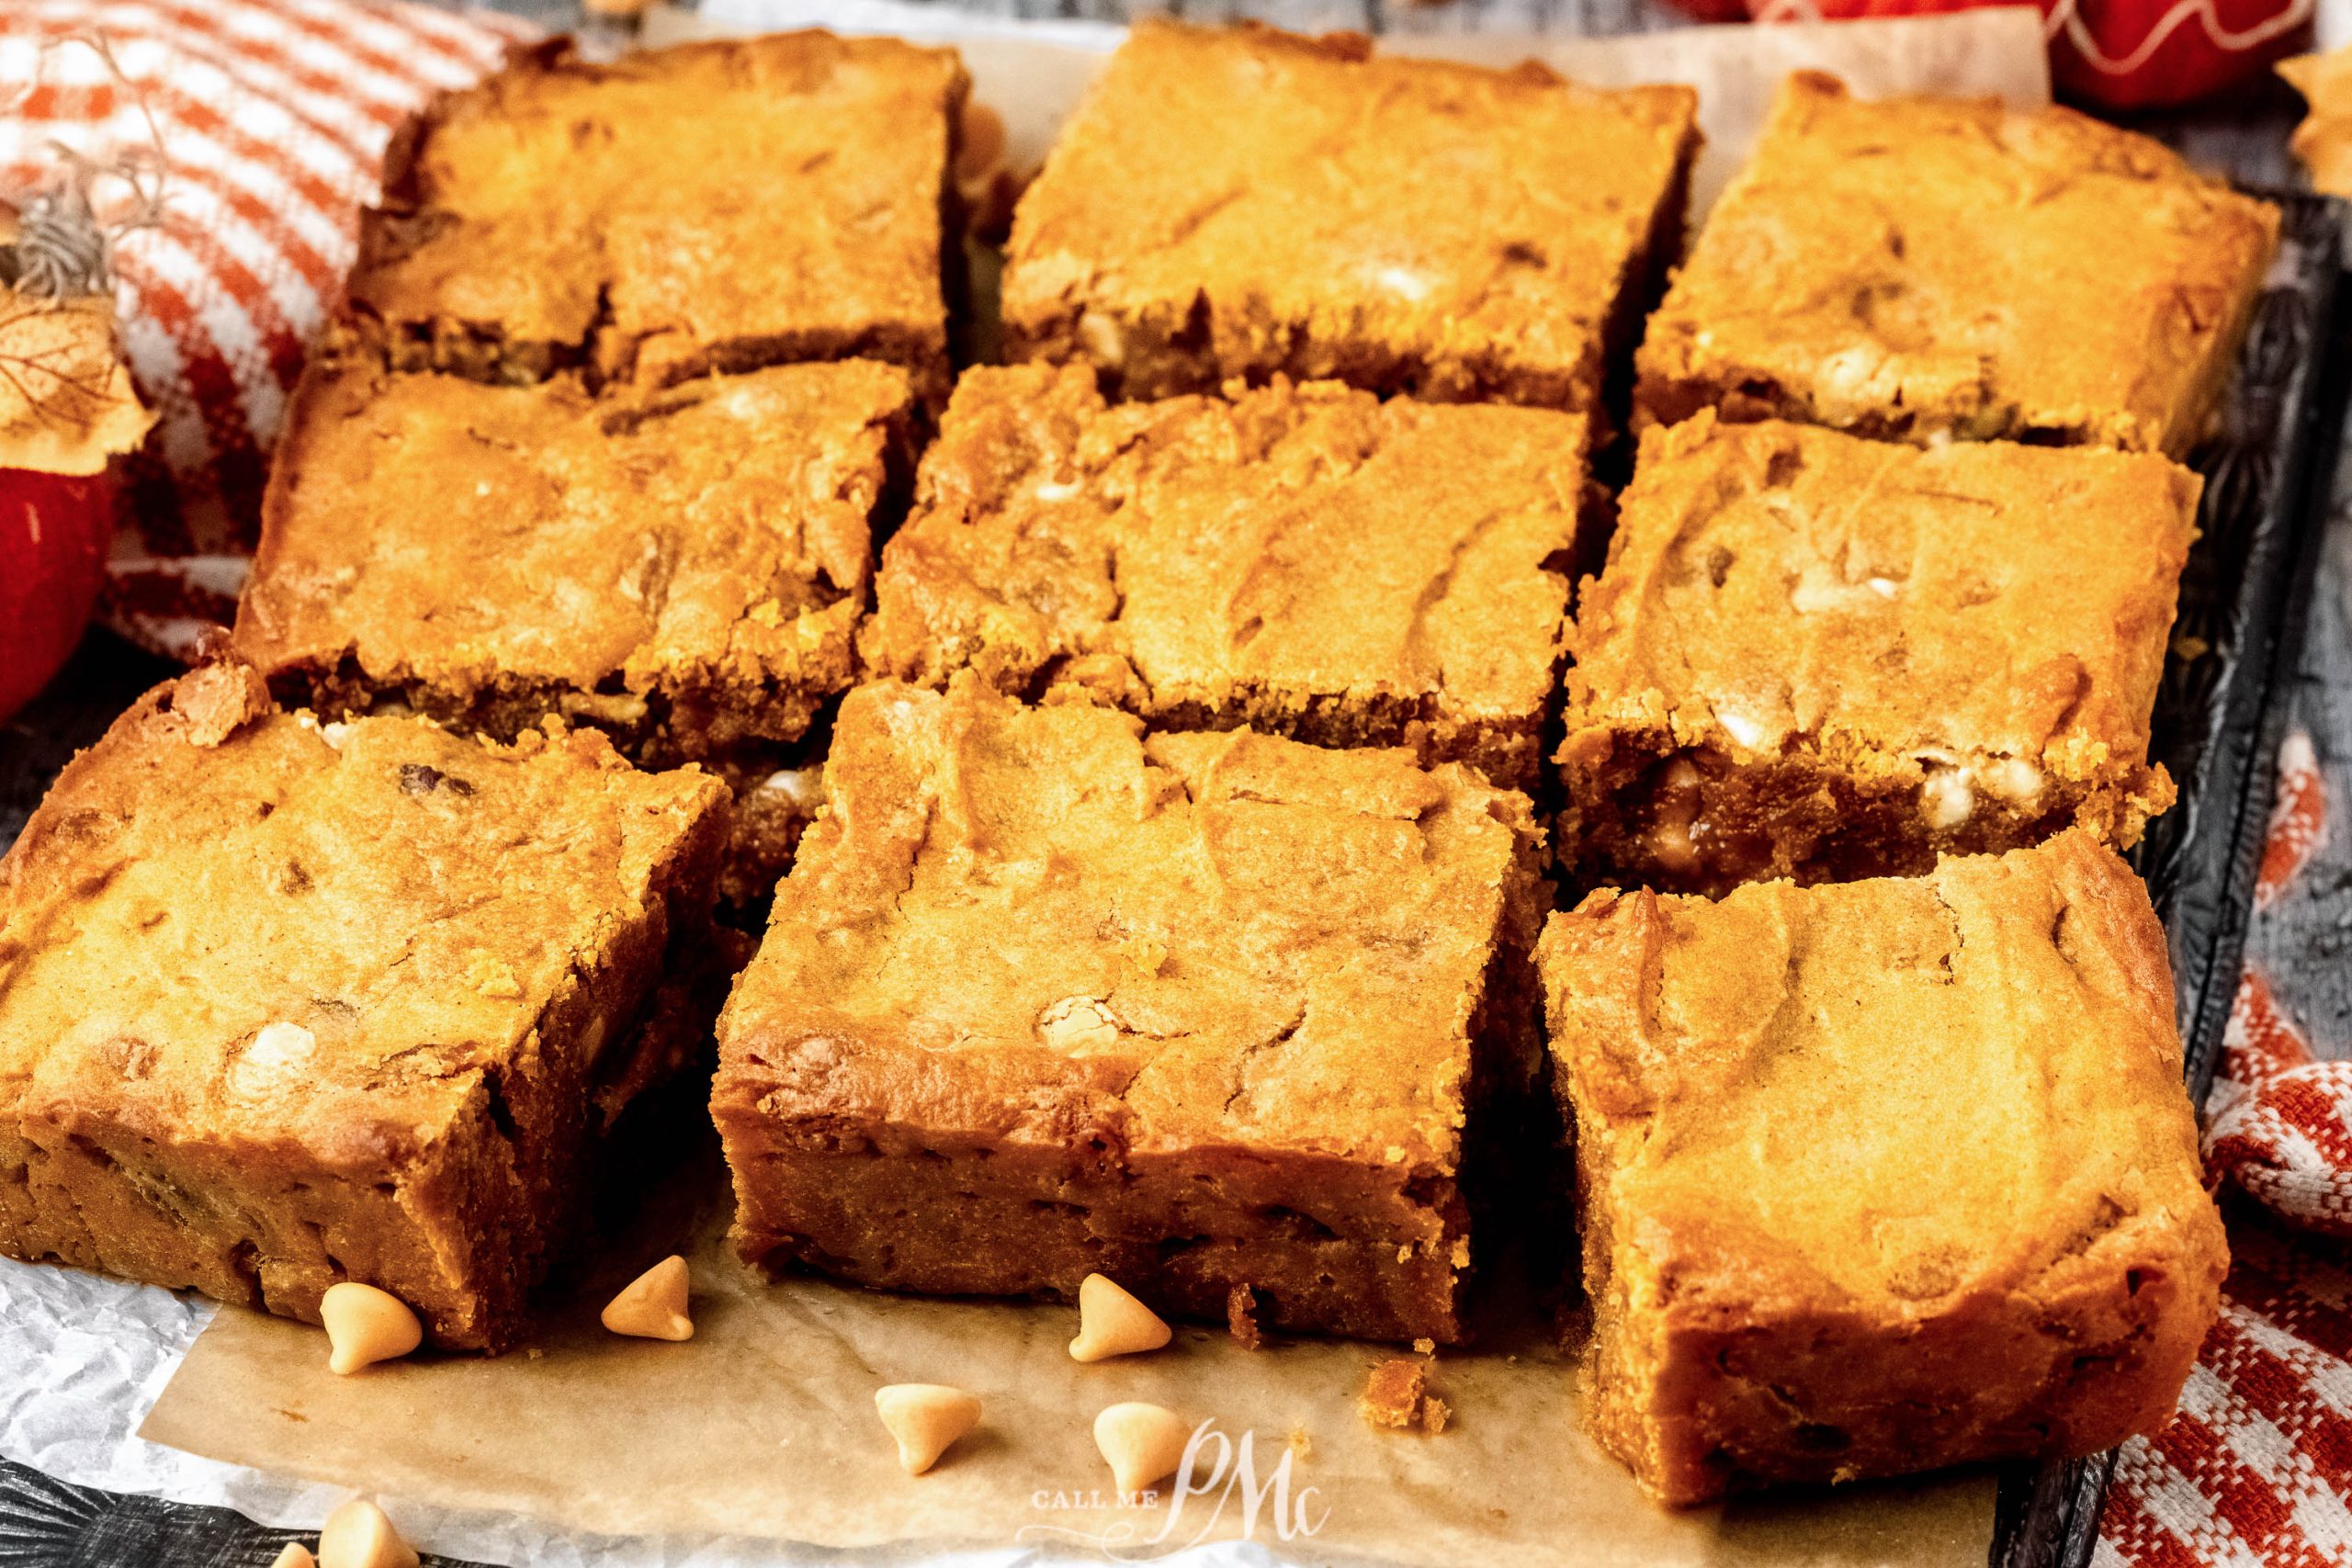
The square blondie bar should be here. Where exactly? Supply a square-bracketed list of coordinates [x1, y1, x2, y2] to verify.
[861, 364, 1588, 789]
[1559, 413, 2195, 892]
[1001, 19, 1698, 416]
[1538, 829, 2226, 1505]
[1636, 72, 2278, 457]
[235, 358, 912, 761]
[712, 677, 1548, 1344]
[344, 33, 967, 403]
[0, 662, 729, 1350]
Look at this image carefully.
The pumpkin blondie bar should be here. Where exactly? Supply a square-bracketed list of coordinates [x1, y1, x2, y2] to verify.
[1559, 413, 2195, 893]
[1538, 829, 2226, 1504]
[344, 33, 967, 403]
[1636, 72, 2278, 457]
[0, 661, 729, 1350]
[234, 357, 910, 763]
[862, 364, 1589, 789]
[712, 677, 1548, 1344]
[1001, 18, 1698, 417]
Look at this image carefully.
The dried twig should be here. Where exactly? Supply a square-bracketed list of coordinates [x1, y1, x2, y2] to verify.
[1, 31, 171, 299]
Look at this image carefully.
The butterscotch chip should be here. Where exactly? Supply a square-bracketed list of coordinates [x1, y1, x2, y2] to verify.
[874, 1382, 983, 1474]
[1002, 18, 1698, 417]
[317, 1499, 418, 1568]
[601, 1255, 694, 1341]
[1069, 1274, 1171, 1362]
[1093, 1402, 1191, 1497]
[321, 1283, 423, 1376]
[269, 1545, 315, 1568]
[863, 364, 1589, 790]
[1361, 1357, 1448, 1434]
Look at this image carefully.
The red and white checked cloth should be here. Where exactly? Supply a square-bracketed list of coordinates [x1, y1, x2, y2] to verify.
[0, 0, 530, 656]
[2098, 730, 2352, 1566]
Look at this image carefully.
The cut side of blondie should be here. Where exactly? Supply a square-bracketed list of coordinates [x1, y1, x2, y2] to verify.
[1001, 18, 1698, 419]
[0, 663, 729, 1350]
[1538, 829, 2226, 1506]
[862, 364, 1589, 789]
[712, 677, 1549, 1344]
[344, 33, 967, 404]
[1636, 72, 2278, 457]
[1560, 413, 2195, 893]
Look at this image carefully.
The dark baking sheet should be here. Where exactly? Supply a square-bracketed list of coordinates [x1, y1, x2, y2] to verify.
[1988, 187, 2349, 1568]
[0, 184, 2342, 1568]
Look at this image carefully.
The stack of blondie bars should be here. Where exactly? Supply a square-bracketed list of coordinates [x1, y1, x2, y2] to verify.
[0, 17, 2280, 1510]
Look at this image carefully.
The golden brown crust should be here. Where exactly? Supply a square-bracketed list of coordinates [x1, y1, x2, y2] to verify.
[233, 359, 912, 760]
[1538, 829, 2226, 1506]
[343, 33, 967, 403]
[0, 671, 729, 1349]
[1559, 413, 2194, 888]
[1637, 72, 2278, 457]
[712, 677, 1549, 1343]
[1001, 18, 1699, 413]
[862, 363, 1586, 789]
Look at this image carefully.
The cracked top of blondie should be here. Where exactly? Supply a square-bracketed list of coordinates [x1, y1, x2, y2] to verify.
[1001, 17, 1697, 410]
[1637, 72, 2278, 455]
[863, 363, 1585, 783]
[235, 358, 910, 750]
[1566, 413, 2199, 793]
[718, 677, 1545, 1167]
[345, 32, 966, 396]
[0, 663, 728, 1156]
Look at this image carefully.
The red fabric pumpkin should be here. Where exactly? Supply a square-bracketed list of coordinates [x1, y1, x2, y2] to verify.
[1690, 0, 2312, 111]
[0, 468, 114, 723]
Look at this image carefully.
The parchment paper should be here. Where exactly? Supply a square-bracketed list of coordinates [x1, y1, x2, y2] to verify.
[145, 1143, 1995, 1565]
[142, 8, 2048, 1563]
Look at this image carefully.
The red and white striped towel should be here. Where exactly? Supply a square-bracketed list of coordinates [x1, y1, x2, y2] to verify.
[0, 0, 528, 656]
[2098, 730, 2352, 1566]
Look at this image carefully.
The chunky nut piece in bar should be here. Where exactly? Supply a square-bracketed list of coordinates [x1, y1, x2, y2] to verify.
[1560, 414, 2193, 893]
[1538, 831, 2226, 1505]
[1637, 72, 2278, 456]
[1001, 18, 1698, 418]
[713, 678, 1549, 1345]
[0, 671, 729, 1349]
[864, 364, 1588, 790]
[344, 33, 967, 404]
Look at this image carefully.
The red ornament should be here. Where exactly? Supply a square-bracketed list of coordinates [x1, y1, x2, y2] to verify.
[0, 468, 114, 723]
[1690, 0, 2312, 111]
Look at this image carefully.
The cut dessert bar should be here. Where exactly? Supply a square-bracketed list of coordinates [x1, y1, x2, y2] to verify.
[235, 358, 911, 760]
[862, 363, 1588, 789]
[0, 662, 729, 1350]
[343, 33, 967, 403]
[1000, 18, 1698, 416]
[1559, 413, 2195, 893]
[1537, 829, 2227, 1505]
[1636, 72, 2278, 457]
[712, 677, 1548, 1344]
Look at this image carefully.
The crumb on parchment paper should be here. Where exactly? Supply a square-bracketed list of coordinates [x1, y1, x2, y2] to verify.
[1361, 1356, 1450, 1435]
